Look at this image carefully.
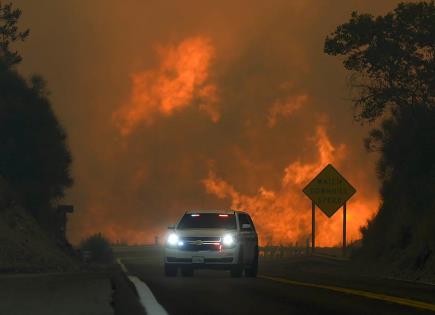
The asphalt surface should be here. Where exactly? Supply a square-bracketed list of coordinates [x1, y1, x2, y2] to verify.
[0, 272, 114, 315]
[115, 246, 435, 315]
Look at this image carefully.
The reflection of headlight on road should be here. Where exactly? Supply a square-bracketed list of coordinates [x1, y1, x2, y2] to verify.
[222, 234, 235, 246]
[167, 233, 179, 246]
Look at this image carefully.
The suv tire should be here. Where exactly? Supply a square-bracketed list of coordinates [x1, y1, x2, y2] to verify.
[230, 248, 244, 278]
[245, 247, 258, 277]
[181, 267, 194, 277]
[164, 264, 177, 277]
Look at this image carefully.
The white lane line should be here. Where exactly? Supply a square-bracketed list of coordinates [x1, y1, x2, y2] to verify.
[128, 275, 169, 315]
[117, 258, 129, 273]
[116, 258, 169, 315]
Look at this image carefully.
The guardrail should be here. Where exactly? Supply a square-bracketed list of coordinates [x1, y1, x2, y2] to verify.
[110, 244, 348, 259]
[259, 245, 309, 258]
[259, 245, 350, 259]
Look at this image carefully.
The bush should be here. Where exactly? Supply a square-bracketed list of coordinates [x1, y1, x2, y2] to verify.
[79, 233, 114, 264]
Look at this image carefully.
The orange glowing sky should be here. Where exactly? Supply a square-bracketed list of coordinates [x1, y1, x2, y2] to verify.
[14, 0, 408, 246]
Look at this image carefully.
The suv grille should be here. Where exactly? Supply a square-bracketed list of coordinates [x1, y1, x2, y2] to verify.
[181, 237, 221, 242]
[179, 236, 221, 251]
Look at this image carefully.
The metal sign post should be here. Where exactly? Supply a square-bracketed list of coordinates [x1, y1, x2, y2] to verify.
[343, 202, 346, 256]
[312, 201, 315, 253]
[303, 164, 356, 257]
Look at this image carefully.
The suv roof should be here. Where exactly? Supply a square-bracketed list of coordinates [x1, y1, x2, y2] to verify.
[185, 209, 249, 215]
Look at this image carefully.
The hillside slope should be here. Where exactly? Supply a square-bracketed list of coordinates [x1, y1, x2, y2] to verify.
[0, 206, 78, 272]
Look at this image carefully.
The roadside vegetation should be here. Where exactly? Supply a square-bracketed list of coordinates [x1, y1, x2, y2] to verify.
[0, 3, 75, 271]
[0, 2, 73, 233]
[325, 1, 435, 277]
[79, 233, 114, 264]
[0, 206, 77, 272]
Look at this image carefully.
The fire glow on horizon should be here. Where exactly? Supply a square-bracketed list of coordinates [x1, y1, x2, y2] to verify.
[93, 35, 380, 247]
[203, 126, 379, 246]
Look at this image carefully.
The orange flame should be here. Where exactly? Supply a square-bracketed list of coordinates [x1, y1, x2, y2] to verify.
[203, 125, 378, 246]
[268, 94, 308, 127]
[113, 36, 219, 135]
[71, 124, 378, 246]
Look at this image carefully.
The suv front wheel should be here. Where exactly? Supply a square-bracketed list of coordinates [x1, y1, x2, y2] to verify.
[164, 264, 177, 277]
[230, 247, 244, 277]
[181, 266, 194, 277]
[245, 247, 258, 277]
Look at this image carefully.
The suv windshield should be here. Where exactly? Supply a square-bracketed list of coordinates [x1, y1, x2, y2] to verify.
[177, 213, 236, 230]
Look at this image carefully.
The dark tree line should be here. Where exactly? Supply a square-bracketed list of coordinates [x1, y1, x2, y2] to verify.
[0, 3, 73, 231]
[0, 3, 28, 66]
[325, 1, 435, 269]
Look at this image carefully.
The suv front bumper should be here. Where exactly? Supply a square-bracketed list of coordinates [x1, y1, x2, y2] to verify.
[164, 246, 240, 268]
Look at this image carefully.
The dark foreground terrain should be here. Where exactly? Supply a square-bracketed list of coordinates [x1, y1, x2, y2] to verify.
[116, 246, 435, 315]
[1, 246, 434, 315]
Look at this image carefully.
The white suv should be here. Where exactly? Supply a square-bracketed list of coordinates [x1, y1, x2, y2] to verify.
[164, 210, 258, 278]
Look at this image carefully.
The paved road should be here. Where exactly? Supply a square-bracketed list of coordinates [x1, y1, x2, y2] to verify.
[116, 246, 435, 315]
[0, 272, 114, 315]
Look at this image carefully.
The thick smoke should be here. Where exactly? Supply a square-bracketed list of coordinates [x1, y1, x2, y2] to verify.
[14, 0, 404, 245]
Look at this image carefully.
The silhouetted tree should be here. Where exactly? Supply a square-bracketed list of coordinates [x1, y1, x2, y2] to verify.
[0, 2, 29, 67]
[325, 1, 435, 269]
[0, 4, 72, 228]
[0, 62, 73, 221]
[325, 1, 434, 122]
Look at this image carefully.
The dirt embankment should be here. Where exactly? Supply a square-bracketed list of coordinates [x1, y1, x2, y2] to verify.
[0, 206, 78, 273]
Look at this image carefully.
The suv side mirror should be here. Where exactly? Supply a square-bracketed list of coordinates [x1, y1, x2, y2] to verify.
[168, 224, 175, 230]
[241, 223, 251, 230]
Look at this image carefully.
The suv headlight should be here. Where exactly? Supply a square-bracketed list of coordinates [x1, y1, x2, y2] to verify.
[222, 234, 235, 247]
[167, 233, 179, 246]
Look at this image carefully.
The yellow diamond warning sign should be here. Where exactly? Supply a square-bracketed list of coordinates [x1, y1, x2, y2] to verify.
[303, 164, 356, 217]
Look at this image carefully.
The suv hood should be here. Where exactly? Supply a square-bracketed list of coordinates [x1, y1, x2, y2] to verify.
[175, 229, 236, 238]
